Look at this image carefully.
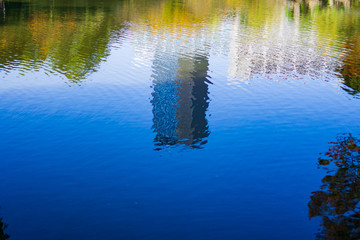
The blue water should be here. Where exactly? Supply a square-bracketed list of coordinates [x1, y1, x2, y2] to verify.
[1, 0, 360, 239]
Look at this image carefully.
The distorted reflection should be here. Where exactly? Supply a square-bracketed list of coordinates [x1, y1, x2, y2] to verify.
[339, 42, 360, 96]
[0, 212, 10, 240]
[1, 0, 360, 85]
[0, 1, 4, 18]
[286, 0, 353, 18]
[0, 0, 126, 82]
[285, 0, 360, 97]
[226, 0, 357, 84]
[309, 134, 360, 239]
[151, 50, 211, 150]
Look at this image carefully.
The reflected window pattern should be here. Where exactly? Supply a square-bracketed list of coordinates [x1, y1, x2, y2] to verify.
[151, 49, 180, 147]
[151, 49, 211, 150]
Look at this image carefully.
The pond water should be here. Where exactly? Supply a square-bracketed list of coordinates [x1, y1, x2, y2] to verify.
[1, 0, 360, 239]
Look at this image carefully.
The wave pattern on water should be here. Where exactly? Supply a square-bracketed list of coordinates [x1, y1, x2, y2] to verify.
[2, 0, 360, 239]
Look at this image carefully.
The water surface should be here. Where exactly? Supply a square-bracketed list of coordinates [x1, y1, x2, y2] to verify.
[1, 0, 360, 239]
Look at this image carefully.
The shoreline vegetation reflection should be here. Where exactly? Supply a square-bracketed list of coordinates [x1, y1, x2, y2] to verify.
[0, 212, 9, 240]
[286, 0, 360, 96]
[1, 0, 360, 151]
[309, 134, 360, 239]
[1, 0, 360, 239]
[1, 0, 360, 150]
[0, 0, 359, 92]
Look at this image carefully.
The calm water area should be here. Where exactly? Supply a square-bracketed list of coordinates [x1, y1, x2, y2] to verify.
[1, 0, 360, 239]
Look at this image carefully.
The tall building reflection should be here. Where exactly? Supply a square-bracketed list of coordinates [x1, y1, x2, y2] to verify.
[151, 49, 211, 150]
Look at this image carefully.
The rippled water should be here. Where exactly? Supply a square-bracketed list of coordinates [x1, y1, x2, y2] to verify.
[1, 0, 360, 239]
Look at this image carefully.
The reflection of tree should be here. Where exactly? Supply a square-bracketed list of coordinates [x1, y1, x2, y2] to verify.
[151, 50, 211, 150]
[339, 42, 360, 96]
[0, 213, 10, 240]
[308, 134, 360, 240]
[285, 0, 360, 97]
[0, 0, 125, 82]
[286, 0, 356, 18]
[0, 0, 238, 83]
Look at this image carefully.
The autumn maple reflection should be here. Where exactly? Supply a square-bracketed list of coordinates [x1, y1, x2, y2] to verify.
[309, 134, 360, 239]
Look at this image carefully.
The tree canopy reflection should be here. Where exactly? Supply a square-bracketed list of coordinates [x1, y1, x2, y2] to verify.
[0, 212, 9, 240]
[309, 134, 360, 239]
[339, 42, 360, 96]
[286, 0, 360, 97]
[0, 0, 126, 82]
[1, 0, 360, 87]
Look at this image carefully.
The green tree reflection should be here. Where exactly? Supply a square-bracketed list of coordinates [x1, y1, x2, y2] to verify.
[339, 42, 360, 96]
[285, 0, 360, 96]
[309, 134, 360, 239]
[2, 0, 360, 87]
[0, 0, 126, 83]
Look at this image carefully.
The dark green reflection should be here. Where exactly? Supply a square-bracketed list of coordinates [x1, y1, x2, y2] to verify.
[286, 0, 356, 19]
[309, 134, 360, 239]
[0, 0, 126, 82]
[1, 0, 360, 86]
[151, 51, 211, 150]
[339, 42, 360, 96]
[285, 0, 360, 96]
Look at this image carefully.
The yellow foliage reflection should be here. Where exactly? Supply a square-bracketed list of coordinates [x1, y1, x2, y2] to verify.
[0, 0, 360, 86]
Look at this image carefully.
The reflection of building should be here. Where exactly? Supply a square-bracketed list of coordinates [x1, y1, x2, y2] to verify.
[151, 48, 179, 146]
[151, 46, 210, 149]
[227, 7, 343, 84]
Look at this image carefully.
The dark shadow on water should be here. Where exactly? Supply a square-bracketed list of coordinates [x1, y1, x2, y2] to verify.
[151, 51, 211, 150]
[0, 208, 10, 240]
[309, 134, 360, 239]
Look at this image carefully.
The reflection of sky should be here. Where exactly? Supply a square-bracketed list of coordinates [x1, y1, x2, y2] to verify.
[151, 48, 180, 147]
[1, 66, 360, 239]
[1, 1, 360, 240]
